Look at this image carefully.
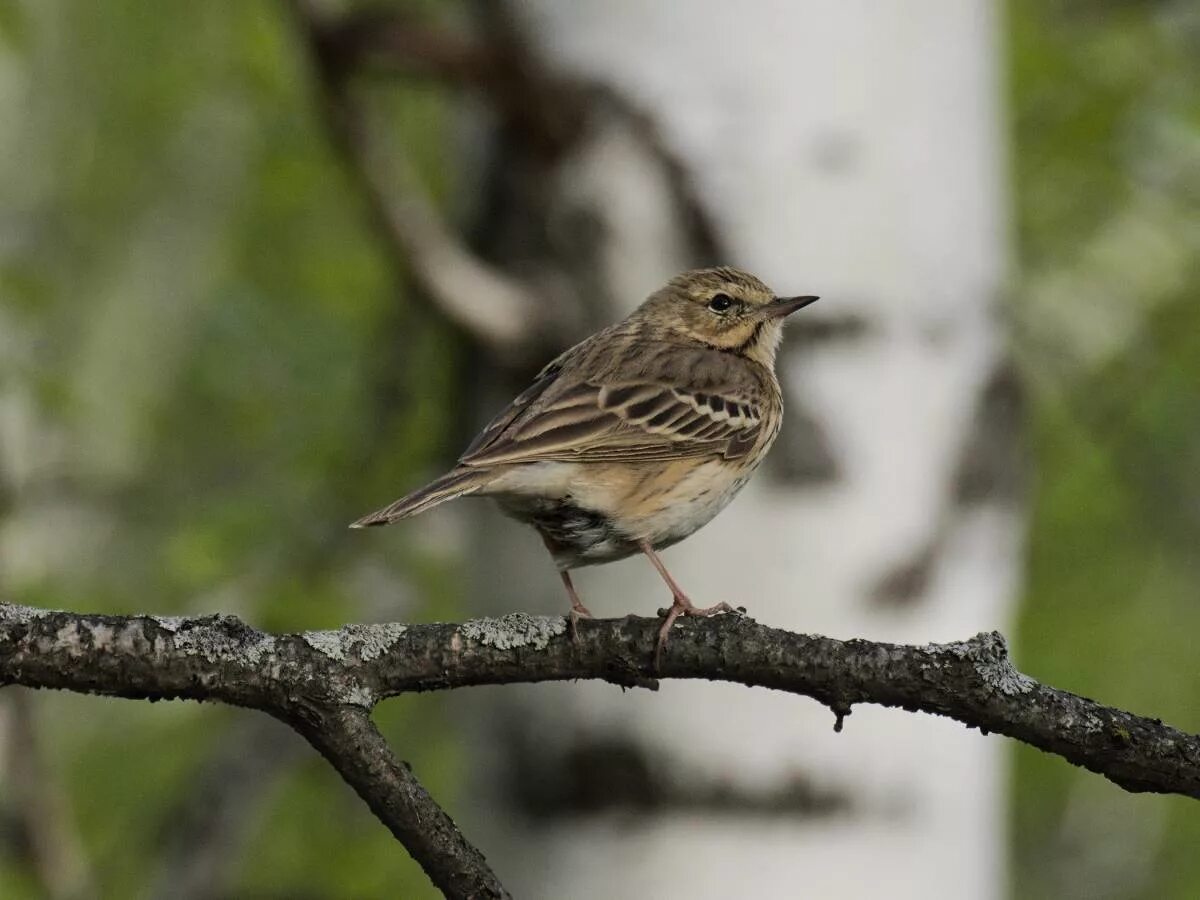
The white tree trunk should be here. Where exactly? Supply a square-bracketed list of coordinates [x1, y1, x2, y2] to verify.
[469, 3, 1017, 897]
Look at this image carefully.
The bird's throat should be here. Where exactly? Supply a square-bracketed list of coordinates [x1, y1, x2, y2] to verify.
[731, 319, 784, 368]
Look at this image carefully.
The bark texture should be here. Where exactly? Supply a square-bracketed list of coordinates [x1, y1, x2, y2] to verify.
[1, 599, 1196, 899]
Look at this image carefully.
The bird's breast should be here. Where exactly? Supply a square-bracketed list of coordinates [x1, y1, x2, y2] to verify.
[617, 456, 759, 549]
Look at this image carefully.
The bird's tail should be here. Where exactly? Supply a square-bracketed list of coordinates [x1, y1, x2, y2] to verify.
[350, 468, 492, 528]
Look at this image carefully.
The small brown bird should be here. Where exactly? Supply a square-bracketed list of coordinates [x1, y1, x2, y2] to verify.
[352, 267, 817, 662]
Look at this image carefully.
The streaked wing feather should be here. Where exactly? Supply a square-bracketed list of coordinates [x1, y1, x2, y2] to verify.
[460, 374, 763, 467]
[460, 359, 567, 459]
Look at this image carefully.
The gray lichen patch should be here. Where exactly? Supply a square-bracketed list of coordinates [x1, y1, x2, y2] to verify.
[302, 623, 408, 663]
[172, 627, 240, 662]
[460, 613, 566, 651]
[977, 653, 1036, 696]
[151, 615, 187, 633]
[243, 634, 277, 666]
[338, 684, 376, 709]
[0, 603, 51, 625]
[342, 623, 408, 661]
[931, 631, 1035, 696]
[303, 630, 349, 661]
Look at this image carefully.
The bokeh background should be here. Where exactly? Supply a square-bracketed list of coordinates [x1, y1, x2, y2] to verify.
[0, 1, 1197, 898]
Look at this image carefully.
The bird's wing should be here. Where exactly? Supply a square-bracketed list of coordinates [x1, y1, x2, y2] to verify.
[460, 355, 569, 460]
[459, 375, 766, 467]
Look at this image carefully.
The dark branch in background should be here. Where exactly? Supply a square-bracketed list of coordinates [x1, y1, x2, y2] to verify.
[297, 0, 723, 256]
[1, 690, 95, 900]
[147, 717, 307, 900]
[2, 603, 1199, 899]
[507, 729, 855, 819]
[286, 0, 726, 363]
[288, 0, 548, 363]
[0, 448, 94, 900]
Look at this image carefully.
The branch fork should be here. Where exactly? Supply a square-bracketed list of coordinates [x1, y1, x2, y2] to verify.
[2, 602, 1197, 898]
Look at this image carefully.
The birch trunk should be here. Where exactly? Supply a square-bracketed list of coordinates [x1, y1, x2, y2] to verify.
[467, 3, 1018, 897]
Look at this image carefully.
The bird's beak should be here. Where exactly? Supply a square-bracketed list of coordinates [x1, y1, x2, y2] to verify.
[762, 295, 819, 319]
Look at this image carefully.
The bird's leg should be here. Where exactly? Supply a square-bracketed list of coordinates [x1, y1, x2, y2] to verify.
[639, 541, 736, 667]
[540, 532, 592, 640]
[559, 569, 593, 641]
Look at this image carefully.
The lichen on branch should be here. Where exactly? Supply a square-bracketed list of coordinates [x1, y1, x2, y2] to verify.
[2, 601, 1198, 899]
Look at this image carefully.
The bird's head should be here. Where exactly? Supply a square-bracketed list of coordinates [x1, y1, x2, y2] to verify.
[637, 266, 818, 367]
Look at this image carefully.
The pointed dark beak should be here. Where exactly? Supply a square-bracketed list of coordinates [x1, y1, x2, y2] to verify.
[763, 294, 820, 319]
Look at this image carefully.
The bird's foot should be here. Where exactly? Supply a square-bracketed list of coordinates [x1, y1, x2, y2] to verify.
[654, 596, 738, 669]
[568, 602, 594, 642]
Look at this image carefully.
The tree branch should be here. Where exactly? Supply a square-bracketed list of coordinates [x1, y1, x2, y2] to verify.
[2, 602, 1198, 896]
[287, 0, 549, 363]
[293, 703, 509, 899]
[285, 0, 727, 361]
[0, 605, 507, 899]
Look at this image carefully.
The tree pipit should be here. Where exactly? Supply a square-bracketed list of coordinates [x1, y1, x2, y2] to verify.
[353, 267, 818, 666]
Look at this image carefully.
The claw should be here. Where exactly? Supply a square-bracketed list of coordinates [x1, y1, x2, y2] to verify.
[568, 602, 593, 643]
[654, 597, 736, 669]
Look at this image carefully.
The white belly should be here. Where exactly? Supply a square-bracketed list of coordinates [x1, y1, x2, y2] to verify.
[635, 458, 756, 550]
[482, 457, 760, 567]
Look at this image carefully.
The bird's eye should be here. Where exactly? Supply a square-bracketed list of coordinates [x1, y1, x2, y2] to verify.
[708, 293, 734, 313]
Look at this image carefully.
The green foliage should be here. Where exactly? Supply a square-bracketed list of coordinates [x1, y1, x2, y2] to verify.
[3, 0, 1197, 896]
[1011, 2, 1200, 897]
[0, 1, 464, 896]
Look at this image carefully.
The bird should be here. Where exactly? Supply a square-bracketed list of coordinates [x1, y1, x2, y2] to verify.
[352, 266, 818, 665]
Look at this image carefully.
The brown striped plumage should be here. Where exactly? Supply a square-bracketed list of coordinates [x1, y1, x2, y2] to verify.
[352, 267, 817, 664]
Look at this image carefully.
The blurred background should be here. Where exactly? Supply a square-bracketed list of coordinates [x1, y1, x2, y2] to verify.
[0, 1, 1197, 898]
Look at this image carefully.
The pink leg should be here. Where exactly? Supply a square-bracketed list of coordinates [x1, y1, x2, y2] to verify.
[639, 541, 735, 667]
[541, 531, 592, 640]
[559, 569, 593, 640]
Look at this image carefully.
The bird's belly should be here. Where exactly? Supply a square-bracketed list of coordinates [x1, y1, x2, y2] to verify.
[625, 457, 755, 550]
[496, 494, 632, 567]
[484, 457, 757, 568]
[487, 462, 638, 568]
